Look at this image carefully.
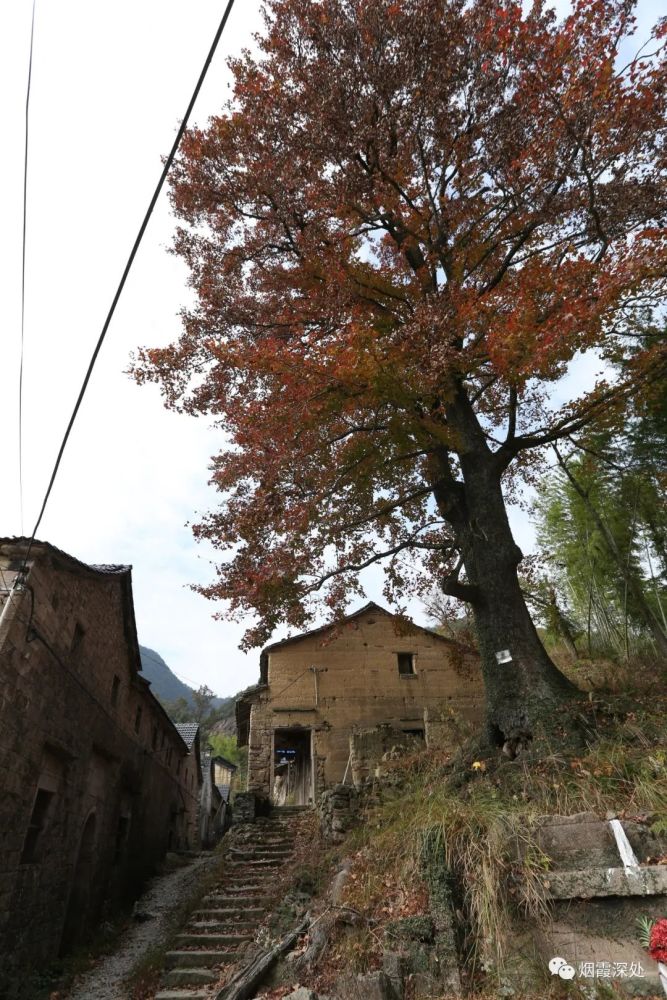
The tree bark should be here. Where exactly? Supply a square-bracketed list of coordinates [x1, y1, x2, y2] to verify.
[433, 393, 579, 747]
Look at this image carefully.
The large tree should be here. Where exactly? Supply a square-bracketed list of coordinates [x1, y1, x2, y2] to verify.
[134, 0, 667, 747]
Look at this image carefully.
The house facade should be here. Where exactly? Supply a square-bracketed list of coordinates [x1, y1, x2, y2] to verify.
[0, 538, 201, 995]
[236, 602, 484, 805]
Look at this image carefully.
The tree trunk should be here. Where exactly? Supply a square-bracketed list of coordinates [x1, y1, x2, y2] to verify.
[432, 411, 578, 748]
[546, 589, 579, 660]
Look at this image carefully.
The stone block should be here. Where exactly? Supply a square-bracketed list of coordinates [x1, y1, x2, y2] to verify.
[409, 971, 442, 999]
[356, 970, 399, 1000]
[382, 951, 406, 995]
[544, 863, 667, 900]
[536, 813, 620, 869]
[385, 915, 435, 944]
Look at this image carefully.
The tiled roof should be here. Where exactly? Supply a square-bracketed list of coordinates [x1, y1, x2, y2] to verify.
[211, 755, 238, 772]
[174, 722, 199, 749]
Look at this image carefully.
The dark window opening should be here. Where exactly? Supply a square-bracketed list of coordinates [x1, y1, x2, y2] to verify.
[397, 652, 416, 676]
[402, 728, 425, 739]
[21, 788, 54, 863]
[152, 726, 158, 750]
[134, 706, 142, 735]
[111, 675, 121, 707]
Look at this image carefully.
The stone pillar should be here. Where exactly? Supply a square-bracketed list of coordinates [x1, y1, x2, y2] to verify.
[231, 791, 257, 825]
[246, 701, 272, 798]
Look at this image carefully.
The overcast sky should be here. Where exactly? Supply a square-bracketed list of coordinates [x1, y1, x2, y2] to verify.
[0, 0, 660, 698]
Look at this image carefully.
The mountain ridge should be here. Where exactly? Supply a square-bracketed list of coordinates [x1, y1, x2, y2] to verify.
[139, 645, 227, 708]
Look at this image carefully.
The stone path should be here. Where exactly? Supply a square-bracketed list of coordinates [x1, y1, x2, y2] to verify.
[65, 854, 217, 1000]
[154, 812, 300, 1000]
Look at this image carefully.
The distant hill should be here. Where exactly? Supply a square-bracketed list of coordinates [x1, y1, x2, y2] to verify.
[139, 645, 227, 709]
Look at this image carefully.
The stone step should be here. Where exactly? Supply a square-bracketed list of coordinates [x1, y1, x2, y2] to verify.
[202, 881, 273, 906]
[163, 967, 218, 988]
[270, 805, 311, 814]
[194, 908, 266, 920]
[228, 849, 292, 860]
[190, 920, 259, 932]
[225, 867, 277, 873]
[175, 933, 253, 947]
[155, 992, 211, 1000]
[202, 894, 270, 907]
[165, 950, 238, 969]
[225, 859, 282, 869]
[250, 845, 293, 852]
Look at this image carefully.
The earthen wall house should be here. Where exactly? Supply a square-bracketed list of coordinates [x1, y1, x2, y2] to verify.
[237, 603, 484, 804]
[0, 538, 201, 994]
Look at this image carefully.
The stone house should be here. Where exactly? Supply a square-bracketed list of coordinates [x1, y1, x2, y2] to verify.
[174, 722, 202, 848]
[0, 538, 202, 995]
[212, 754, 238, 801]
[199, 749, 231, 847]
[236, 602, 483, 805]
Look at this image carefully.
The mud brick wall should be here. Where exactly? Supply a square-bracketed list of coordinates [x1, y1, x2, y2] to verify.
[0, 542, 201, 996]
[245, 608, 484, 799]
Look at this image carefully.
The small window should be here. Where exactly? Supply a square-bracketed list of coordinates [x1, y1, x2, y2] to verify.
[397, 652, 416, 676]
[111, 675, 121, 707]
[21, 788, 54, 863]
[134, 706, 142, 735]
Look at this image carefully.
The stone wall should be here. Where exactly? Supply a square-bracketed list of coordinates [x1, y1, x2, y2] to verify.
[496, 812, 667, 996]
[423, 705, 475, 752]
[0, 540, 201, 996]
[317, 784, 360, 843]
[349, 725, 422, 787]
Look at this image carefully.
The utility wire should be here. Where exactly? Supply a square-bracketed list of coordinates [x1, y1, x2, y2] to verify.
[19, 0, 37, 535]
[19, 0, 237, 577]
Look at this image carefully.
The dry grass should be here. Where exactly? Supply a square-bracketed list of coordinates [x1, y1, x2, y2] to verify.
[326, 690, 667, 987]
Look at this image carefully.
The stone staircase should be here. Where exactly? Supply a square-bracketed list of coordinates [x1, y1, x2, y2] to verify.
[154, 813, 298, 1000]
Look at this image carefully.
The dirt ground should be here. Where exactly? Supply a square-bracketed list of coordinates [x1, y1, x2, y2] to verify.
[63, 853, 217, 1000]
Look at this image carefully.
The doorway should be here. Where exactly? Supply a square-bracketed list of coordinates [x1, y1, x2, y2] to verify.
[60, 812, 97, 954]
[272, 728, 313, 806]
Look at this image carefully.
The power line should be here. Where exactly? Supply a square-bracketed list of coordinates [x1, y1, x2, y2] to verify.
[19, 0, 237, 575]
[19, 0, 37, 536]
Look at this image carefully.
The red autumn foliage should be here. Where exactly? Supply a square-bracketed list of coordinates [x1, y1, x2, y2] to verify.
[649, 918, 667, 964]
[133, 0, 667, 736]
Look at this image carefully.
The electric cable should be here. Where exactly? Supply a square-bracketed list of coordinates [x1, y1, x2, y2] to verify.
[18, 0, 237, 577]
[19, 0, 37, 535]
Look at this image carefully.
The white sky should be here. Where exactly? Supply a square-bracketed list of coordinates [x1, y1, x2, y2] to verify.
[0, 0, 661, 697]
